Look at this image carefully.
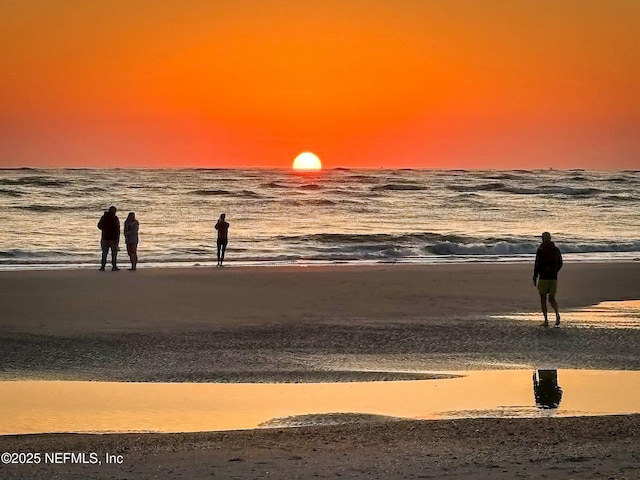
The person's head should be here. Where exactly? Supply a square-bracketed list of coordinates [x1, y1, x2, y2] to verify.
[127, 212, 135, 222]
[108, 206, 117, 214]
[541, 231, 552, 243]
[220, 213, 226, 220]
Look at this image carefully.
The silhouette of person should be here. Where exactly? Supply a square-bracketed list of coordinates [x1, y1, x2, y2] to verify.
[124, 212, 140, 271]
[98, 206, 120, 271]
[533, 232, 563, 327]
[532, 369, 563, 409]
[215, 213, 230, 267]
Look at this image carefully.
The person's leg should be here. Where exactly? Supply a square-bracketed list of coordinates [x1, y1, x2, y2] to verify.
[539, 293, 549, 326]
[127, 243, 136, 270]
[216, 241, 222, 266]
[220, 243, 227, 265]
[111, 243, 119, 270]
[549, 294, 560, 325]
[100, 242, 108, 270]
[132, 244, 137, 270]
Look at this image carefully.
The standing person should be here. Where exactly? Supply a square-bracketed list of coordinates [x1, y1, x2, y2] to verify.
[98, 206, 120, 271]
[124, 212, 140, 271]
[215, 213, 230, 267]
[533, 232, 563, 327]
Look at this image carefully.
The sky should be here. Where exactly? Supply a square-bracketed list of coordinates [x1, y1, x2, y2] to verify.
[1, 0, 639, 169]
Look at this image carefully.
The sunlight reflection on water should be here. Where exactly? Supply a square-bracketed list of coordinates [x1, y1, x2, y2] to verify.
[1, 369, 639, 435]
[494, 300, 640, 329]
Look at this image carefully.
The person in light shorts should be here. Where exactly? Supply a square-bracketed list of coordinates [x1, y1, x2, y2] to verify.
[533, 232, 563, 327]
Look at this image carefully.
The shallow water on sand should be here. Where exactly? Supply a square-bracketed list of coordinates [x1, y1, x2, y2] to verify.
[1, 369, 639, 435]
[494, 300, 640, 329]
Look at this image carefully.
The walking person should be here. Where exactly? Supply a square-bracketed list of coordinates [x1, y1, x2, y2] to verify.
[124, 212, 140, 271]
[98, 206, 120, 271]
[533, 232, 563, 327]
[215, 213, 230, 266]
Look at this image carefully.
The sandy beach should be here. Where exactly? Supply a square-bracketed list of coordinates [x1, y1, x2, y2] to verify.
[1, 262, 639, 478]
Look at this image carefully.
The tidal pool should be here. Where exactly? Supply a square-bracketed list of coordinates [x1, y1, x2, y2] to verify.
[495, 300, 640, 328]
[1, 369, 639, 435]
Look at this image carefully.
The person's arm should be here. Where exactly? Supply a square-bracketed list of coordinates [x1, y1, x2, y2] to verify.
[533, 250, 540, 285]
[556, 248, 563, 272]
[98, 215, 104, 230]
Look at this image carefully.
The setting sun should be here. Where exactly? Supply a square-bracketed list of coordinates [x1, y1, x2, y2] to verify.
[292, 152, 322, 171]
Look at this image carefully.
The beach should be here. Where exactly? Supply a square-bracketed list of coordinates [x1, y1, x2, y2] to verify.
[1, 262, 639, 478]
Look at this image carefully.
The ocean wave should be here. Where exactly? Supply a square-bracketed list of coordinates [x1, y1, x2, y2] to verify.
[0, 176, 70, 187]
[0, 188, 22, 197]
[607, 175, 639, 184]
[448, 182, 507, 192]
[0, 167, 40, 171]
[0, 248, 75, 259]
[429, 241, 538, 256]
[558, 241, 640, 254]
[481, 173, 529, 180]
[371, 183, 427, 192]
[345, 174, 379, 181]
[448, 183, 603, 197]
[297, 184, 322, 190]
[238, 189, 262, 198]
[275, 233, 640, 257]
[303, 199, 337, 206]
[191, 189, 231, 195]
[2, 168, 638, 269]
[3, 238, 640, 267]
[428, 240, 640, 256]
[505, 186, 602, 196]
[602, 194, 638, 202]
[191, 188, 262, 198]
[276, 232, 460, 245]
[261, 182, 287, 189]
[15, 205, 87, 212]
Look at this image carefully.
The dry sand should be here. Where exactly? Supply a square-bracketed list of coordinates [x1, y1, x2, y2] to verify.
[1, 262, 639, 478]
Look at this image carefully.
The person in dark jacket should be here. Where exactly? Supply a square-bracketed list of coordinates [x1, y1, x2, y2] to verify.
[214, 213, 230, 267]
[98, 206, 120, 271]
[533, 232, 563, 327]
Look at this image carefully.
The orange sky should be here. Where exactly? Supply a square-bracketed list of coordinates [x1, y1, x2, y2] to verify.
[1, 0, 639, 169]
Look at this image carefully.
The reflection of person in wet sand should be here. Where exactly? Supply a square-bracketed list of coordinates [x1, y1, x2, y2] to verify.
[533, 232, 563, 327]
[215, 213, 230, 267]
[533, 369, 563, 409]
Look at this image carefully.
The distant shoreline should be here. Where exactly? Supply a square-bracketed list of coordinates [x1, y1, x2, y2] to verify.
[1, 254, 639, 272]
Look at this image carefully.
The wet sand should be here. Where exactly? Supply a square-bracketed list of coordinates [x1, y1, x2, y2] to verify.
[1, 262, 640, 478]
[2, 416, 639, 479]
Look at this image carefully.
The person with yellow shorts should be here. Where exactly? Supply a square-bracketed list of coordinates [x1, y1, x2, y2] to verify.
[533, 232, 563, 327]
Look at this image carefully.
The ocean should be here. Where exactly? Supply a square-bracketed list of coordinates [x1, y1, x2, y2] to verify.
[1, 168, 639, 270]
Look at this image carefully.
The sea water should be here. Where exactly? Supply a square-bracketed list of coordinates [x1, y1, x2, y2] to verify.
[1, 168, 639, 269]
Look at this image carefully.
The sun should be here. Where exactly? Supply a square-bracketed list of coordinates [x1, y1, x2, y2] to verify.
[292, 152, 322, 171]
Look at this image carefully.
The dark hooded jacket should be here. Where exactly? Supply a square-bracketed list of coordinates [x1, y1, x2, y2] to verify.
[98, 210, 120, 241]
[534, 241, 563, 280]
